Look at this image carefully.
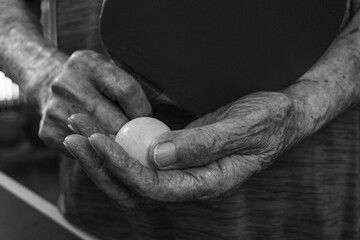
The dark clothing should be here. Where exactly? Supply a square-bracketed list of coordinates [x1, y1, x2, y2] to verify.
[59, 106, 360, 240]
[54, 1, 360, 239]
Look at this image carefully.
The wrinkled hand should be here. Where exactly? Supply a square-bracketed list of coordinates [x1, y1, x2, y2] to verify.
[64, 91, 308, 206]
[39, 50, 151, 155]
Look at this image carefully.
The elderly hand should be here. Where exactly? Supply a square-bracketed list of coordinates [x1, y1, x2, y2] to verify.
[38, 50, 151, 155]
[62, 0, 360, 208]
[63, 91, 309, 206]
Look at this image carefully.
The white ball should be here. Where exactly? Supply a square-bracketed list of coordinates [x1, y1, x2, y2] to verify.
[115, 117, 171, 168]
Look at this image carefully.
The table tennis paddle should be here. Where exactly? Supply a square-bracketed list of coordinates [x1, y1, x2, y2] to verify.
[100, 1, 346, 117]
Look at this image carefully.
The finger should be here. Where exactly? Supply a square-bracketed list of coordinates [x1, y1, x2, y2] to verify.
[89, 56, 152, 119]
[87, 96, 129, 134]
[87, 133, 160, 196]
[54, 57, 129, 134]
[147, 121, 251, 170]
[87, 133, 255, 202]
[55, 81, 128, 135]
[39, 121, 73, 158]
[68, 113, 106, 137]
[63, 134, 136, 210]
[39, 107, 73, 158]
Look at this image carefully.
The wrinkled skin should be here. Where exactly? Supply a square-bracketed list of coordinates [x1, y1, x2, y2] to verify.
[0, 0, 359, 217]
[62, 0, 360, 208]
[38, 50, 151, 155]
[63, 91, 307, 207]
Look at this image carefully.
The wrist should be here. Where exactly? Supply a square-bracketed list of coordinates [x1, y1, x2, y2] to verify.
[282, 14, 360, 135]
[0, 21, 68, 110]
[24, 48, 67, 110]
[281, 80, 332, 136]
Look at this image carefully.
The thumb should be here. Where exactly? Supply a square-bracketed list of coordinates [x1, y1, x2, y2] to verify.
[148, 122, 240, 170]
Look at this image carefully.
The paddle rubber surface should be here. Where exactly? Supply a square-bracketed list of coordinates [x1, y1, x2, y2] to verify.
[101, 1, 346, 115]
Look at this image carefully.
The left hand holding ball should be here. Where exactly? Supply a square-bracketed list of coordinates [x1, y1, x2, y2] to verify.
[64, 91, 306, 204]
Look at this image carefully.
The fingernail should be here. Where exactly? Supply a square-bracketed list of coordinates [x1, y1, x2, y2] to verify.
[63, 141, 73, 153]
[67, 124, 75, 132]
[67, 117, 74, 124]
[153, 142, 177, 168]
[67, 117, 79, 133]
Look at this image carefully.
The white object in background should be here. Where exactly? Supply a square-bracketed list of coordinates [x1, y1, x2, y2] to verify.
[0, 71, 21, 102]
[4, 77, 12, 101]
[0, 72, 5, 102]
[11, 83, 19, 100]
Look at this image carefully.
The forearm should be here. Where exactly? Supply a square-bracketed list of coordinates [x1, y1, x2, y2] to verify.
[0, 0, 67, 109]
[282, 11, 360, 136]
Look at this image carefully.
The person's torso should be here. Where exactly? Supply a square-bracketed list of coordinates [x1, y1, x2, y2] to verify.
[50, 0, 347, 115]
[44, 2, 360, 240]
[48, 0, 104, 54]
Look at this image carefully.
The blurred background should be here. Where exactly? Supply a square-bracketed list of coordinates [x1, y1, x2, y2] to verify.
[0, 0, 60, 207]
[0, 71, 60, 204]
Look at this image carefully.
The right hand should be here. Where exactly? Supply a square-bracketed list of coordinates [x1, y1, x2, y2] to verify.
[38, 50, 151, 155]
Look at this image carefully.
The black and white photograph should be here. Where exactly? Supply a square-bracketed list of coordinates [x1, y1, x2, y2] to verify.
[0, 0, 358, 239]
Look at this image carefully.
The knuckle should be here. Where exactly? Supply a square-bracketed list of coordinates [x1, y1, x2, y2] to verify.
[38, 116, 67, 151]
[70, 50, 96, 61]
[42, 100, 67, 126]
[99, 73, 117, 93]
[86, 99, 101, 114]
[119, 78, 140, 98]
[181, 128, 213, 160]
[66, 50, 97, 69]
[50, 78, 83, 105]
[42, 100, 57, 118]
[273, 92, 292, 111]
[50, 77, 66, 93]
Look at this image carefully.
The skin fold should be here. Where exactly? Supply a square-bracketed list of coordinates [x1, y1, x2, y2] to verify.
[1, 0, 360, 208]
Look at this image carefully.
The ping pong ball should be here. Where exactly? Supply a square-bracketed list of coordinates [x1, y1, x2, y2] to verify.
[115, 117, 171, 168]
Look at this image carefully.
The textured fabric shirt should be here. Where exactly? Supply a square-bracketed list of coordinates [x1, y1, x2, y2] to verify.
[50, 1, 360, 239]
